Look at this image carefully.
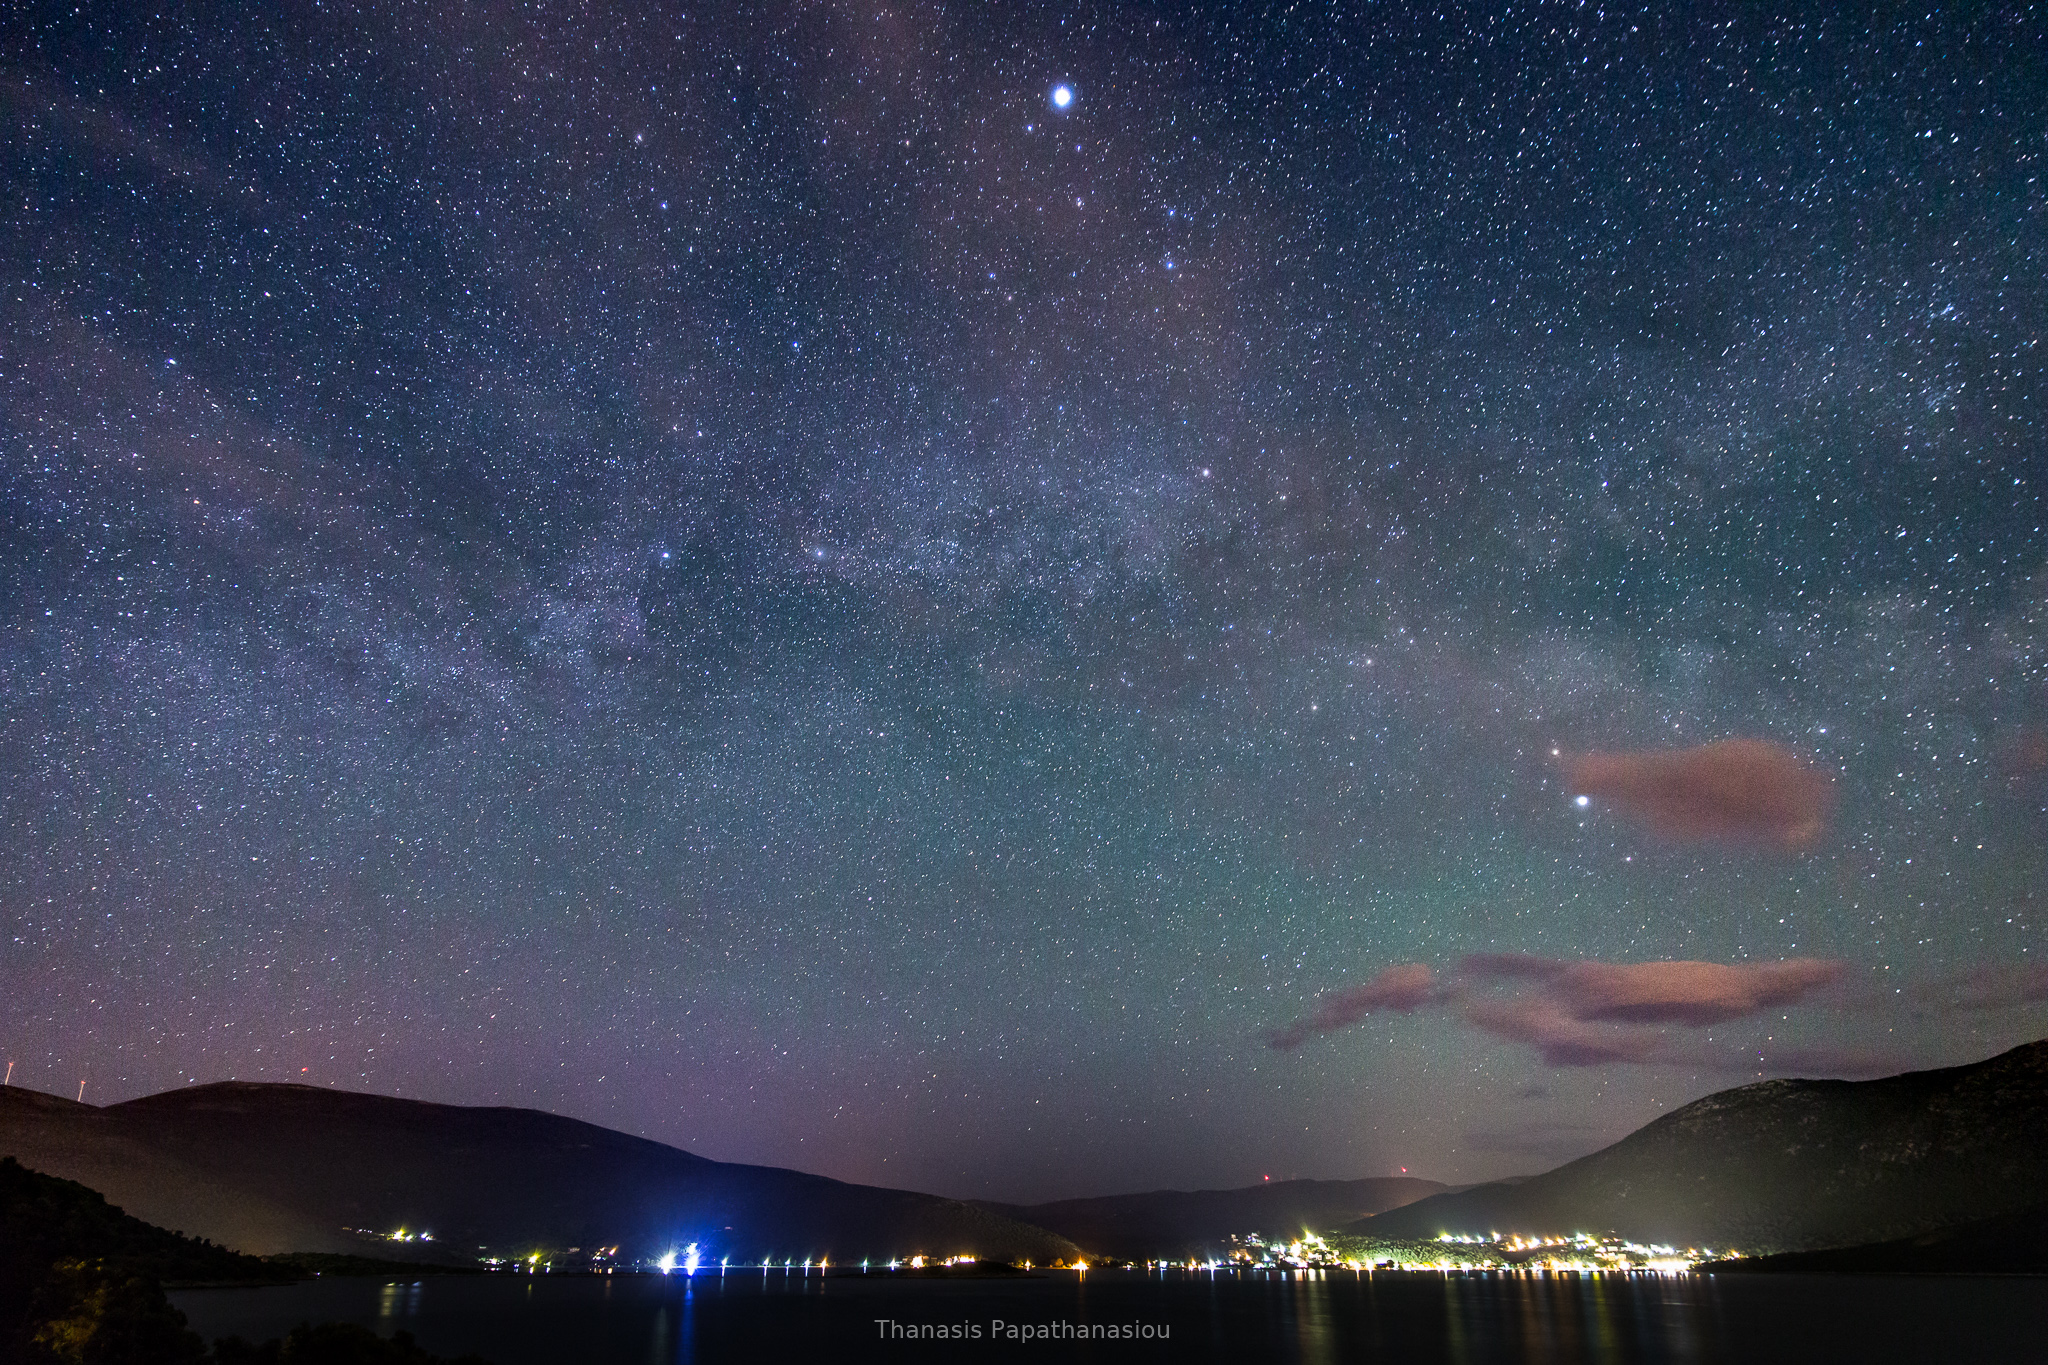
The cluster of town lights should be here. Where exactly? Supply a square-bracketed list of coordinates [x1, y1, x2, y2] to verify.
[1198, 1231, 1725, 1274]
[468, 1231, 1728, 1278]
[635, 1250, 1093, 1274]
[652, 1244, 703, 1275]
[653, 1252, 846, 1273]
[1428, 1232, 1713, 1272]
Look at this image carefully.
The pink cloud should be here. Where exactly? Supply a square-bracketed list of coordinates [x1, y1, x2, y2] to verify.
[1270, 954, 1858, 1068]
[1545, 958, 1846, 1026]
[1460, 994, 1915, 1075]
[1265, 963, 1440, 1051]
[1463, 995, 1665, 1067]
[1564, 739, 1836, 851]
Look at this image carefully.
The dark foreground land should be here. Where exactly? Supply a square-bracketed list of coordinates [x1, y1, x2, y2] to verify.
[1699, 1200, 2048, 1275]
[0, 1157, 482, 1364]
[173, 1264, 2048, 1365]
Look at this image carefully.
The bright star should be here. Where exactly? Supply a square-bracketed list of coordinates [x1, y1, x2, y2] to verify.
[1051, 85, 1073, 109]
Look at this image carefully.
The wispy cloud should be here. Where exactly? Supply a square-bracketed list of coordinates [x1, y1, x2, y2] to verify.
[1474, 957, 1847, 1028]
[1265, 963, 1442, 1051]
[1463, 993, 1669, 1067]
[1564, 739, 1835, 851]
[1269, 953, 1890, 1074]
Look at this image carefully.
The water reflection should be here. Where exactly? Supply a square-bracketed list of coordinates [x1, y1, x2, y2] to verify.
[644, 1302, 667, 1365]
[373, 1279, 423, 1326]
[1583, 1271, 1619, 1362]
[1293, 1271, 1334, 1365]
[172, 1265, 2046, 1365]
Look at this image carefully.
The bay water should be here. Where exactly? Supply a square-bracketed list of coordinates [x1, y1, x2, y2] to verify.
[171, 1266, 2048, 1363]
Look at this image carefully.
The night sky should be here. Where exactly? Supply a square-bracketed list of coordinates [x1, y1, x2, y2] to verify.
[3, 3, 2045, 1204]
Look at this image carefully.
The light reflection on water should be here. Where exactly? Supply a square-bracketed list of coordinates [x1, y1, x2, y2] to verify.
[375, 1279, 424, 1325]
[171, 1266, 2047, 1364]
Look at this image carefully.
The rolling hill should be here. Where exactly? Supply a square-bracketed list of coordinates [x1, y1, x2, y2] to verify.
[1346, 1038, 2048, 1253]
[0, 1082, 1078, 1265]
[979, 1177, 1448, 1260]
[0, 1155, 289, 1365]
[1697, 1201, 2048, 1275]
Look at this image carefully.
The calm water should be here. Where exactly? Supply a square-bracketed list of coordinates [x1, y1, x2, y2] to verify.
[170, 1267, 2048, 1364]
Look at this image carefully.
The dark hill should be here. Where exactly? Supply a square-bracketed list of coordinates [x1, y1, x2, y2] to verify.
[979, 1177, 1447, 1260]
[1697, 1201, 2048, 1275]
[1347, 1039, 2048, 1253]
[0, 1153, 284, 1289]
[0, 1082, 1078, 1265]
[1, 1155, 288, 1364]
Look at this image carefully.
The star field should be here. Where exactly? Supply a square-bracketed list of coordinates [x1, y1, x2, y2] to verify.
[2, 2, 2045, 1202]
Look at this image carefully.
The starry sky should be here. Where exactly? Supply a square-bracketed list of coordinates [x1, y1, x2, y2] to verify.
[3, 2, 2045, 1204]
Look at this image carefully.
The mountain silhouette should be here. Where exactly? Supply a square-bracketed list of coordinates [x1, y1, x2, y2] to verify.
[0, 1082, 1077, 1264]
[1347, 1039, 2048, 1253]
[1697, 1201, 2048, 1274]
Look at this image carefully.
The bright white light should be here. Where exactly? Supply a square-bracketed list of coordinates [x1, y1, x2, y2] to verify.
[1575, 795, 1591, 808]
[656, 1250, 678, 1274]
[1051, 85, 1074, 109]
